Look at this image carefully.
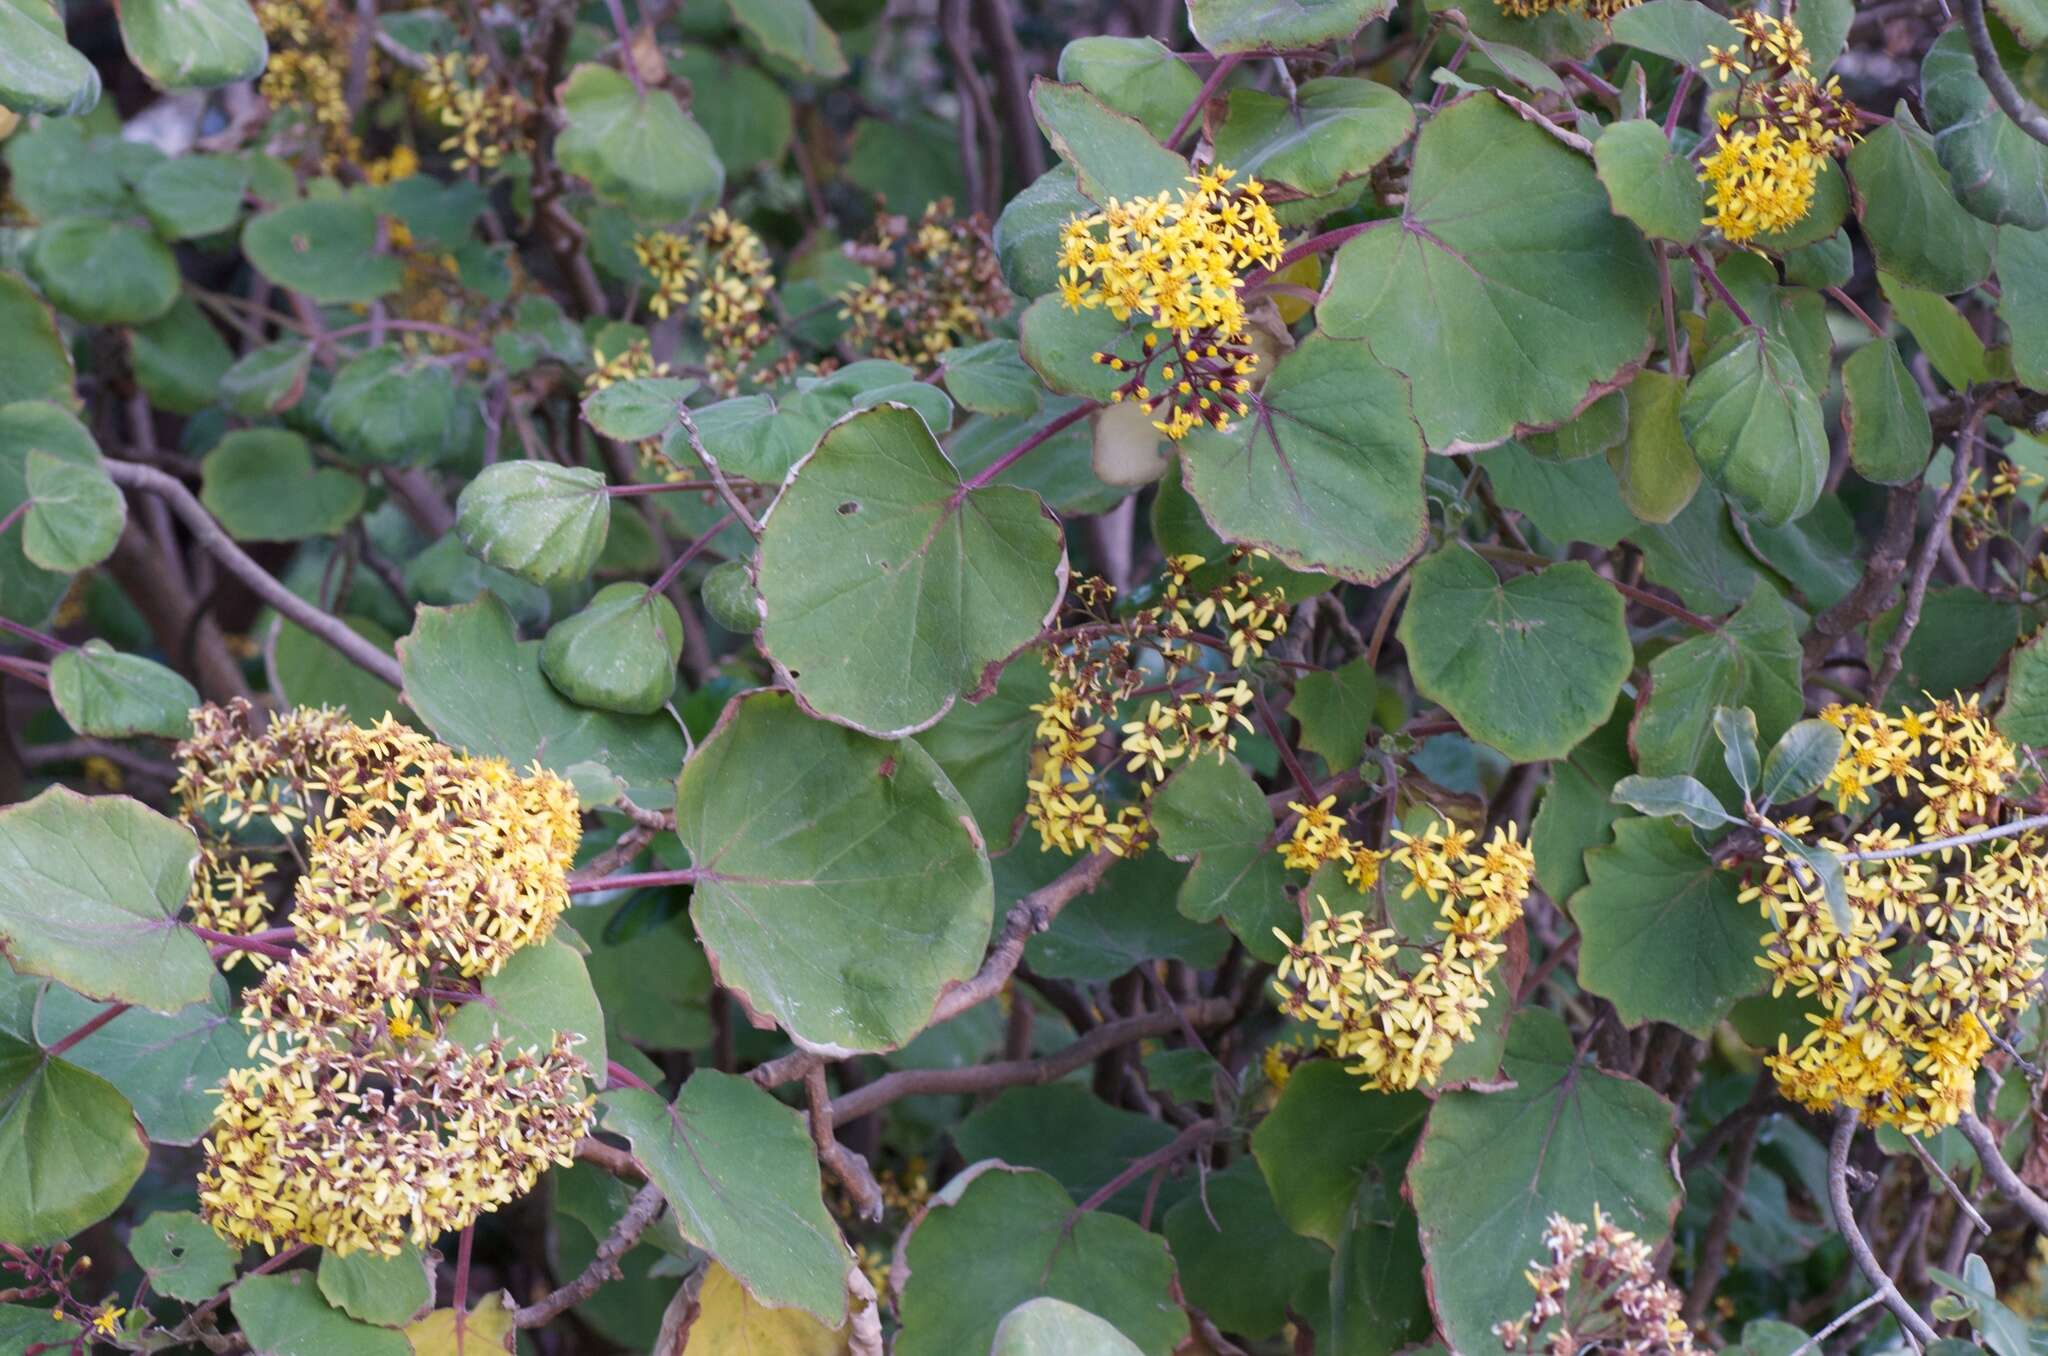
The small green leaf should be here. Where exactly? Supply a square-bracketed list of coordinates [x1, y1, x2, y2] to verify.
[22, 448, 121, 572]
[1187, 0, 1388, 52]
[49, 639, 197, 740]
[232, 1271, 411, 1356]
[0, 272, 75, 407]
[1607, 0, 1738, 64]
[992, 1299, 1148, 1356]
[556, 64, 724, 221]
[995, 166, 1092, 298]
[699, 559, 760, 634]
[219, 341, 313, 416]
[1147, 753, 1294, 962]
[1841, 337, 1933, 484]
[242, 197, 404, 305]
[581, 377, 698, 442]
[28, 218, 179, 325]
[1289, 655, 1377, 772]
[199, 429, 366, 543]
[116, 0, 267, 90]
[1611, 773, 1738, 828]
[1531, 710, 1633, 902]
[129, 1211, 238, 1302]
[1031, 77, 1190, 202]
[1882, 271, 1994, 389]
[1026, 852, 1228, 985]
[941, 339, 1042, 418]
[1632, 581, 1802, 799]
[317, 1245, 431, 1327]
[454, 461, 611, 588]
[1999, 225, 2048, 390]
[1679, 328, 1827, 526]
[1606, 369, 1699, 524]
[1757, 719, 1846, 806]
[726, 0, 846, 77]
[131, 297, 235, 415]
[443, 936, 607, 1085]
[316, 345, 458, 465]
[0, 1035, 147, 1246]
[135, 153, 250, 239]
[1593, 119, 1704, 244]
[1715, 706, 1761, 796]
[540, 581, 683, 716]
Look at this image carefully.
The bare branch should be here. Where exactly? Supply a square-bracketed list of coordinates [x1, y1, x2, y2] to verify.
[1828, 1109, 1936, 1350]
[513, 1181, 666, 1327]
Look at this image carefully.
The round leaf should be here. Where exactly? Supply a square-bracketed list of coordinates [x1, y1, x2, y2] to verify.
[1210, 78, 1415, 198]
[129, 1210, 238, 1302]
[232, 1272, 411, 1356]
[0, 0, 100, 115]
[1031, 77, 1190, 202]
[992, 1298, 1149, 1356]
[28, 218, 179, 325]
[317, 1245, 431, 1327]
[454, 461, 610, 588]
[1592, 119, 1704, 244]
[116, 0, 267, 90]
[556, 64, 724, 222]
[1056, 36, 1201, 139]
[22, 448, 122, 572]
[242, 197, 404, 305]
[1679, 328, 1827, 526]
[32, 977, 244, 1144]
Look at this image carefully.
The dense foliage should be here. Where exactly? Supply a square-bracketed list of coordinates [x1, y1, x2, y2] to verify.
[7, 0, 2048, 1351]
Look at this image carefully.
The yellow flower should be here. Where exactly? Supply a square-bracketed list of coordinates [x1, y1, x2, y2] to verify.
[92, 1305, 125, 1337]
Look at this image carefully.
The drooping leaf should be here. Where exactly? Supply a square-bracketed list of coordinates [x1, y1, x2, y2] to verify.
[116, 0, 267, 90]
[1408, 1008, 1682, 1355]
[31, 976, 242, 1144]
[1593, 119, 1705, 244]
[1679, 327, 1827, 526]
[1846, 105, 1995, 295]
[556, 64, 724, 221]
[200, 429, 366, 543]
[1531, 709, 1633, 901]
[1319, 93, 1657, 453]
[1882, 270, 1995, 389]
[0, 402, 90, 623]
[1841, 336, 1933, 484]
[1210, 78, 1415, 197]
[219, 341, 314, 417]
[674, 690, 992, 1053]
[454, 461, 610, 588]
[0, 0, 99, 115]
[601, 1074, 850, 1323]
[1398, 548, 1633, 762]
[242, 197, 404, 305]
[401, 1296, 518, 1355]
[1921, 26, 2048, 229]
[540, 582, 683, 716]
[2000, 225, 2048, 390]
[1031, 78, 1190, 203]
[232, 1272, 412, 1356]
[129, 1210, 238, 1302]
[995, 166, 1093, 299]
[0, 787, 206, 1012]
[756, 402, 1066, 738]
[317, 1245, 432, 1327]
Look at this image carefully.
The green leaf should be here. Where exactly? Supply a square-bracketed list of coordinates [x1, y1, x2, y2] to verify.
[1031, 77, 1190, 202]
[1882, 270, 1994, 389]
[897, 1164, 1187, 1356]
[1486, 443, 1638, 548]
[455, 461, 610, 588]
[317, 1245, 431, 1327]
[1846, 106, 1995, 295]
[1679, 328, 1827, 526]
[1187, 0, 1388, 53]
[1056, 36, 1202, 139]
[1289, 655, 1376, 772]
[581, 377, 698, 442]
[1716, 705, 1762, 796]
[0, 787, 205, 1012]
[1999, 225, 2048, 390]
[315, 345, 458, 465]
[581, 900, 713, 1050]
[1147, 752, 1294, 963]
[845, 115, 968, 216]
[1611, 773, 1738, 828]
[726, 0, 846, 77]
[242, 197, 404, 305]
[667, 51, 792, 169]
[1319, 94, 1657, 453]
[1593, 119, 1704, 244]
[540, 581, 683, 716]
[1252, 1060, 1428, 1245]
[0, 273, 74, 407]
[1922, 26, 2048, 229]
[1211, 78, 1415, 197]
[992, 1299, 1148, 1356]
[698, 558, 760, 635]
[756, 402, 1066, 737]
[556, 64, 724, 221]
[49, 639, 196, 741]
[995, 166, 1093, 299]
[271, 616, 407, 726]
[1409, 1008, 1681, 1355]
[131, 296, 235, 415]
[443, 935, 607, 1083]
[219, 341, 313, 417]
[32, 976, 243, 1144]
[398, 596, 687, 809]
[1842, 337, 1933, 483]
[601, 1074, 849, 1323]
[1571, 816, 1763, 1032]
[956, 1083, 1176, 1217]
[1178, 334, 1428, 583]
[199, 429, 366, 543]
[1531, 709, 1633, 901]
[1398, 548, 1632, 762]
[1152, 459, 1333, 601]
[0, 0, 99, 116]
[1757, 718, 1846, 805]
[1866, 585, 2019, 707]
[0, 1035, 147, 1246]
[1606, 369, 1699, 524]
[129, 1210, 238, 1302]
[1026, 851, 1227, 983]
[1633, 581, 1802, 795]
[1999, 629, 2048, 744]
[28, 218, 179, 325]
[116, 0, 266, 90]
[0, 402, 88, 624]
[1607, 0, 1738, 65]
[942, 339, 1042, 418]
[135, 153, 250, 239]
[232, 1271, 411, 1356]
[675, 690, 992, 1053]
[1163, 1159, 1329, 1341]
[0, 1303, 78, 1351]
[22, 448, 121, 572]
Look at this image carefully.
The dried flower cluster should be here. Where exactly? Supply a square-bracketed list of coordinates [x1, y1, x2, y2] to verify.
[1057, 166, 1282, 439]
[1697, 14, 1860, 243]
[1493, 1209, 1696, 1355]
[1273, 818, 1534, 1091]
[177, 703, 592, 1255]
[1741, 695, 2046, 1135]
[1025, 552, 1284, 856]
[836, 200, 1010, 367]
[633, 209, 778, 393]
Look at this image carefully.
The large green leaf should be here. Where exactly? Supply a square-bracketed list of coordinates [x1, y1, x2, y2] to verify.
[28, 218, 178, 325]
[200, 429, 365, 542]
[0, 273, 74, 406]
[1252, 1060, 1429, 1246]
[316, 1245, 431, 1327]
[1147, 752, 1293, 963]
[0, 1035, 147, 1246]
[232, 1272, 411, 1356]
[116, 0, 267, 90]
[1178, 335, 1428, 583]
[1530, 709, 1633, 902]
[2000, 226, 2048, 390]
[1922, 26, 2048, 229]
[0, 0, 99, 115]
[0, 787, 206, 1012]
[1679, 327, 1827, 526]
[1607, 370, 1700, 524]
[1846, 105, 1995, 294]
[135, 153, 250, 239]
[1163, 1159, 1328, 1341]
[556, 64, 724, 221]
[1211, 78, 1414, 197]
[32, 976, 243, 1144]
[675, 690, 992, 1054]
[1867, 586, 2019, 707]
[1842, 336, 1933, 483]
[1607, 0, 1738, 65]
[914, 650, 1048, 848]
[1593, 119, 1705, 244]
[398, 597, 684, 808]
[242, 197, 403, 305]
[1187, 0, 1388, 52]
[129, 1210, 238, 1302]
[1408, 1008, 1681, 1355]
[757, 402, 1066, 737]
[1397, 548, 1632, 762]
[0, 402, 89, 624]
[454, 461, 610, 588]
[955, 1083, 1176, 1217]
[1031, 78, 1190, 202]
[667, 50, 792, 169]
[1319, 94, 1657, 452]
[1632, 580, 1802, 797]
[1056, 36, 1202, 139]
[897, 1164, 1187, 1356]
[316, 345, 458, 465]
[601, 1074, 849, 1323]
[1571, 816, 1765, 1032]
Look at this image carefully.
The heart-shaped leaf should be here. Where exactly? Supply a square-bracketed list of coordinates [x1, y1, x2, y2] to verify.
[1679, 328, 1826, 526]
[556, 64, 724, 221]
[455, 461, 610, 588]
[22, 448, 121, 572]
[540, 581, 683, 716]
[0, 1035, 147, 1246]
[1211, 78, 1414, 197]
[28, 218, 179, 326]
[50, 640, 198, 740]
[199, 429, 366, 542]
[242, 196, 404, 305]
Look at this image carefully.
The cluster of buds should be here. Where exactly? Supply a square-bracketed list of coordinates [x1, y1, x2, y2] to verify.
[1057, 166, 1282, 440]
[1493, 1209, 1696, 1355]
[1698, 14, 1861, 243]
[1024, 552, 1285, 857]
[417, 51, 533, 172]
[836, 200, 1010, 368]
[1, 1241, 100, 1343]
[178, 703, 592, 1255]
[1273, 818, 1534, 1091]
[1951, 463, 2040, 553]
[1741, 694, 2047, 1135]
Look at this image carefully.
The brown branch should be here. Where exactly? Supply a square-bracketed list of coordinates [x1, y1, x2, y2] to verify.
[1955, 1110, 2048, 1234]
[806, 1066, 883, 1219]
[574, 1137, 646, 1181]
[513, 1181, 665, 1327]
[1828, 1110, 1937, 1349]
[1961, 0, 2048, 147]
[1870, 412, 1982, 700]
[1683, 1116, 1759, 1325]
[1805, 482, 1919, 668]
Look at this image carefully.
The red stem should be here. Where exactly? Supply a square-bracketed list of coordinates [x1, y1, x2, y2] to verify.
[567, 867, 706, 896]
[191, 924, 297, 960]
[1686, 246, 1754, 329]
[1167, 52, 1241, 147]
[1244, 218, 1393, 288]
[44, 1002, 129, 1059]
[648, 511, 736, 596]
[605, 1060, 654, 1091]
[0, 615, 70, 654]
[956, 402, 1093, 496]
[1664, 68, 1698, 137]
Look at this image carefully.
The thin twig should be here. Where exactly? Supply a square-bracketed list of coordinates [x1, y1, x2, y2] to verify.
[1840, 812, 2048, 862]
[1167, 53, 1241, 146]
[1788, 1292, 1889, 1356]
[1828, 1109, 1936, 1350]
[671, 410, 762, 537]
[512, 1181, 665, 1327]
[1955, 1111, 2048, 1235]
[1871, 411, 1982, 699]
[806, 1066, 883, 1219]
[1904, 1132, 1990, 1236]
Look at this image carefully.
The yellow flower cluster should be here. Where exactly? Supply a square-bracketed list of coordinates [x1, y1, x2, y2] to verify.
[837, 199, 1011, 367]
[1273, 818, 1533, 1091]
[634, 229, 700, 321]
[1742, 695, 2045, 1134]
[1493, 1209, 1696, 1355]
[1493, 0, 1640, 22]
[1025, 552, 1285, 857]
[1698, 14, 1860, 243]
[1279, 794, 1387, 892]
[255, 0, 363, 167]
[418, 51, 532, 171]
[1058, 166, 1281, 440]
[181, 703, 592, 1255]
